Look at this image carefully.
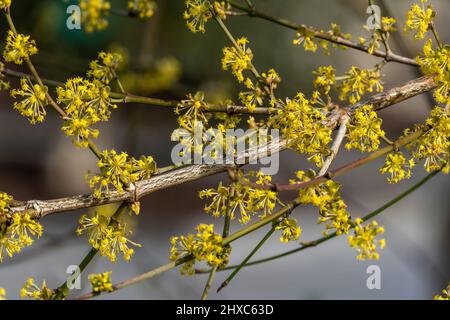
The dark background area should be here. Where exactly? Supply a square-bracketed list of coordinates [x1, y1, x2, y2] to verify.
[0, 0, 448, 299]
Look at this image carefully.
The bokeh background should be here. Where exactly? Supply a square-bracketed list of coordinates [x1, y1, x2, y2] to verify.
[0, 0, 449, 299]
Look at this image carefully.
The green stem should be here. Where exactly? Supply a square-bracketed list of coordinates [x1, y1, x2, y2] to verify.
[217, 227, 275, 292]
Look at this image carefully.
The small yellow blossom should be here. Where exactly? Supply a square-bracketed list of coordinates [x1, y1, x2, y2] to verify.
[170, 224, 231, 275]
[380, 152, 415, 184]
[57, 77, 116, 147]
[338, 67, 383, 104]
[313, 65, 336, 95]
[89, 271, 113, 293]
[183, 0, 212, 34]
[0, 287, 5, 300]
[270, 93, 332, 167]
[79, 0, 111, 32]
[407, 107, 449, 173]
[3, 31, 38, 65]
[434, 284, 450, 300]
[11, 78, 48, 124]
[404, 0, 435, 40]
[20, 278, 55, 300]
[346, 104, 385, 152]
[87, 150, 157, 199]
[417, 40, 450, 105]
[293, 29, 317, 52]
[293, 171, 352, 235]
[222, 38, 253, 83]
[0, 0, 11, 11]
[275, 218, 301, 243]
[128, 0, 156, 19]
[77, 213, 141, 262]
[1, 197, 43, 262]
[200, 171, 277, 224]
[88, 52, 123, 85]
[348, 219, 385, 260]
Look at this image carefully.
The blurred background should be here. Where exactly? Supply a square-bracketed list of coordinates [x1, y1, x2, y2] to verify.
[0, 0, 449, 299]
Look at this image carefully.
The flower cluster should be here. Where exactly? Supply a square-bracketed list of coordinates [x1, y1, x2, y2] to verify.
[79, 0, 111, 33]
[275, 218, 302, 243]
[176, 91, 210, 130]
[199, 171, 278, 224]
[57, 77, 116, 147]
[346, 104, 385, 152]
[293, 24, 351, 55]
[183, 0, 212, 34]
[407, 106, 449, 173]
[3, 31, 38, 65]
[170, 224, 231, 275]
[417, 40, 450, 105]
[128, 0, 157, 19]
[20, 278, 55, 300]
[404, 0, 435, 40]
[87, 150, 157, 199]
[11, 78, 49, 124]
[434, 284, 450, 300]
[239, 69, 281, 111]
[222, 38, 254, 83]
[87, 52, 123, 85]
[313, 65, 336, 95]
[89, 271, 113, 293]
[338, 67, 383, 104]
[380, 152, 415, 184]
[292, 171, 352, 235]
[364, 17, 397, 55]
[270, 93, 332, 167]
[1, 194, 43, 262]
[348, 219, 385, 260]
[77, 213, 141, 262]
[0, 0, 10, 11]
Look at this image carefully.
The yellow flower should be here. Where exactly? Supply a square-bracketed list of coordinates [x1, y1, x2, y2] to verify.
[170, 224, 231, 275]
[88, 52, 123, 85]
[434, 284, 450, 300]
[222, 38, 253, 82]
[404, 0, 435, 40]
[128, 0, 156, 19]
[417, 40, 450, 105]
[380, 152, 415, 184]
[57, 77, 117, 147]
[407, 107, 449, 173]
[1, 202, 43, 263]
[77, 213, 141, 262]
[293, 171, 351, 235]
[199, 171, 278, 224]
[313, 65, 336, 95]
[346, 104, 385, 152]
[89, 271, 113, 293]
[79, 0, 111, 33]
[348, 219, 385, 260]
[20, 278, 55, 300]
[3, 31, 38, 65]
[338, 67, 383, 104]
[270, 93, 332, 167]
[293, 29, 317, 52]
[0, 0, 11, 11]
[183, 0, 212, 34]
[275, 218, 302, 243]
[0, 287, 5, 300]
[11, 78, 48, 124]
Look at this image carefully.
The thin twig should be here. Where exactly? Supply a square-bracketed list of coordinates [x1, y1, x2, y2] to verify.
[228, 0, 418, 66]
[318, 113, 349, 176]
